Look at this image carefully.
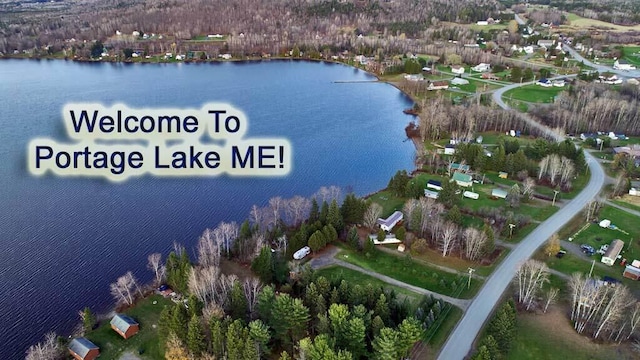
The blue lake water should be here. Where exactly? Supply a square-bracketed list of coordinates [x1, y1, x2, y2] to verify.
[0, 59, 414, 358]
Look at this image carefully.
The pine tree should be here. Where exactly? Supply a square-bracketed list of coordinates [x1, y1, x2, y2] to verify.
[270, 294, 310, 350]
[309, 198, 320, 223]
[170, 304, 188, 342]
[471, 345, 492, 360]
[478, 335, 500, 360]
[372, 327, 399, 360]
[186, 314, 205, 357]
[309, 230, 326, 252]
[186, 294, 203, 318]
[248, 319, 271, 357]
[209, 318, 225, 359]
[252, 246, 273, 283]
[327, 199, 344, 232]
[344, 317, 366, 358]
[243, 340, 260, 360]
[81, 307, 95, 333]
[347, 226, 360, 249]
[396, 317, 423, 357]
[228, 280, 248, 321]
[371, 315, 384, 337]
[395, 226, 406, 241]
[257, 285, 276, 324]
[323, 224, 338, 244]
[487, 301, 516, 353]
[320, 201, 329, 224]
[226, 319, 249, 360]
[329, 303, 350, 349]
[437, 178, 461, 208]
[482, 223, 495, 256]
[374, 294, 390, 325]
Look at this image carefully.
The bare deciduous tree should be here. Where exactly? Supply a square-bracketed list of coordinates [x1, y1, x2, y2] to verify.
[439, 221, 458, 257]
[462, 227, 486, 261]
[521, 177, 536, 200]
[196, 228, 221, 268]
[25, 332, 61, 360]
[515, 259, 549, 311]
[147, 253, 166, 286]
[110, 271, 140, 306]
[243, 277, 262, 319]
[543, 287, 559, 313]
[284, 195, 311, 226]
[362, 202, 383, 230]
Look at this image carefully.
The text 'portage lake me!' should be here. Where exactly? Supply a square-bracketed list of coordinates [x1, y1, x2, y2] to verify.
[27, 103, 292, 182]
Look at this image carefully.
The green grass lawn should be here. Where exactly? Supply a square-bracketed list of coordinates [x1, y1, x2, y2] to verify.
[623, 46, 640, 67]
[368, 190, 405, 217]
[503, 84, 566, 103]
[316, 265, 420, 302]
[612, 199, 640, 213]
[508, 309, 610, 360]
[336, 247, 482, 298]
[86, 294, 172, 359]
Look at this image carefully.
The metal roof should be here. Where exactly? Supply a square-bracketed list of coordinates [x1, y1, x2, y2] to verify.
[110, 314, 138, 333]
[69, 338, 98, 357]
[452, 172, 472, 182]
[377, 211, 403, 228]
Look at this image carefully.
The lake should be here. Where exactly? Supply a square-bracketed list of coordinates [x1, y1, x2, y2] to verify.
[0, 58, 414, 358]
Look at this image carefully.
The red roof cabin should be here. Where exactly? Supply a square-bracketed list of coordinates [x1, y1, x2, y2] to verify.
[68, 337, 99, 360]
[110, 313, 140, 339]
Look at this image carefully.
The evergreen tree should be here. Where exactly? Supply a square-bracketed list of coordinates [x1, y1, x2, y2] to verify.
[328, 303, 350, 349]
[327, 199, 344, 232]
[228, 280, 248, 321]
[309, 230, 326, 252]
[299, 334, 354, 360]
[482, 223, 495, 256]
[226, 319, 249, 360]
[209, 317, 225, 359]
[186, 294, 203, 318]
[166, 250, 192, 293]
[372, 327, 399, 360]
[244, 340, 260, 360]
[309, 198, 320, 223]
[341, 193, 366, 224]
[170, 303, 189, 342]
[487, 301, 517, 353]
[373, 294, 390, 325]
[186, 314, 205, 357]
[323, 224, 338, 244]
[270, 294, 311, 351]
[248, 319, 271, 357]
[240, 219, 252, 240]
[371, 315, 385, 337]
[158, 305, 173, 342]
[344, 317, 366, 358]
[81, 307, 95, 333]
[165, 331, 189, 360]
[257, 285, 276, 324]
[347, 226, 360, 249]
[478, 335, 500, 360]
[320, 201, 329, 225]
[396, 317, 423, 357]
[437, 179, 461, 208]
[471, 345, 492, 360]
[252, 246, 274, 283]
[445, 205, 463, 225]
[279, 351, 293, 360]
[395, 226, 406, 241]
[377, 229, 387, 243]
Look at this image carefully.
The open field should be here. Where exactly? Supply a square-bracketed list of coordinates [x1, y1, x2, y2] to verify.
[613, 197, 640, 213]
[86, 295, 172, 359]
[336, 246, 482, 298]
[508, 305, 623, 360]
[564, 13, 640, 33]
[503, 84, 566, 103]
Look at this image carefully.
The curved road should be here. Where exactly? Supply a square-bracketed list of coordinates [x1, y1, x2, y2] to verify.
[438, 80, 606, 359]
[562, 44, 640, 78]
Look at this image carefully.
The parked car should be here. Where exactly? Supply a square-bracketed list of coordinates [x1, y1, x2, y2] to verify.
[158, 284, 169, 291]
[580, 244, 595, 255]
[555, 250, 567, 259]
[293, 246, 311, 260]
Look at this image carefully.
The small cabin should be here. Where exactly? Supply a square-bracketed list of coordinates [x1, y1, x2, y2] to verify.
[498, 172, 508, 179]
[427, 180, 442, 191]
[69, 338, 100, 360]
[110, 313, 140, 339]
[452, 172, 473, 187]
[424, 189, 439, 199]
[491, 188, 508, 199]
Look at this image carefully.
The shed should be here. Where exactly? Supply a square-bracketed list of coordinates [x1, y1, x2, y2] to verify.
[69, 338, 100, 360]
[444, 144, 456, 155]
[623, 264, 640, 280]
[491, 188, 508, 199]
[601, 239, 624, 266]
[498, 172, 508, 179]
[427, 180, 442, 191]
[452, 172, 473, 187]
[424, 189, 439, 199]
[376, 211, 403, 232]
[110, 313, 140, 339]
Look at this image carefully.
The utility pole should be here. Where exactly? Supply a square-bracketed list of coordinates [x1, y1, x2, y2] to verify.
[552, 190, 560, 206]
[467, 268, 476, 289]
[509, 223, 516, 238]
[588, 259, 595, 278]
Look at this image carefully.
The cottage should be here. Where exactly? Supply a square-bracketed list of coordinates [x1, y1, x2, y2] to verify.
[491, 188, 508, 199]
[110, 314, 140, 339]
[614, 59, 637, 71]
[536, 78, 552, 87]
[537, 39, 555, 49]
[451, 65, 465, 75]
[482, 73, 500, 81]
[69, 338, 100, 360]
[451, 77, 470, 85]
[444, 144, 456, 155]
[472, 63, 491, 72]
[424, 189, 439, 199]
[427, 180, 443, 191]
[601, 239, 624, 266]
[452, 172, 473, 187]
[552, 80, 565, 87]
[377, 211, 403, 232]
[428, 81, 449, 90]
[623, 261, 640, 280]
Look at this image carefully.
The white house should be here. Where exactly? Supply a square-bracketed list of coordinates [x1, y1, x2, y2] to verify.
[427, 180, 443, 191]
[444, 144, 456, 155]
[472, 63, 491, 72]
[424, 189, 439, 199]
[428, 81, 449, 91]
[614, 59, 637, 71]
[452, 172, 473, 187]
[523, 46, 534, 54]
[491, 188, 508, 199]
[377, 211, 403, 232]
[630, 188, 640, 196]
[451, 65, 465, 75]
[219, 53, 232, 60]
[476, 21, 489, 26]
[537, 39, 554, 49]
[536, 78, 552, 87]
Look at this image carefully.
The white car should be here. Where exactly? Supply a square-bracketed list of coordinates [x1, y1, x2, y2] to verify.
[293, 246, 311, 260]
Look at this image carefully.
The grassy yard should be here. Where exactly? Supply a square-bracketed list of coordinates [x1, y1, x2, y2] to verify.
[336, 246, 482, 298]
[508, 306, 612, 360]
[503, 84, 566, 103]
[563, 12, 640, 32]
[316, 265, 420, 302]
[613, 198, 640, 213]
[86, 294, 172, 359]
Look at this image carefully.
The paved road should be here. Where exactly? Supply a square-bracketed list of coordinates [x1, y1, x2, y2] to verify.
[562, 44, 640, 78]
[514, 13, 526, 26]
[438, 88, 606, 360]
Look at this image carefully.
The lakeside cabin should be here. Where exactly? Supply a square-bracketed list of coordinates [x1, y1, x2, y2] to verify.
[377, 211, 403, 232]
[602, 239, 624, 266]
[69, 338, 100, 360]
[427, 180, 443, 191]
[110, 313, 140, 339]
[452, 172, 473, 187]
